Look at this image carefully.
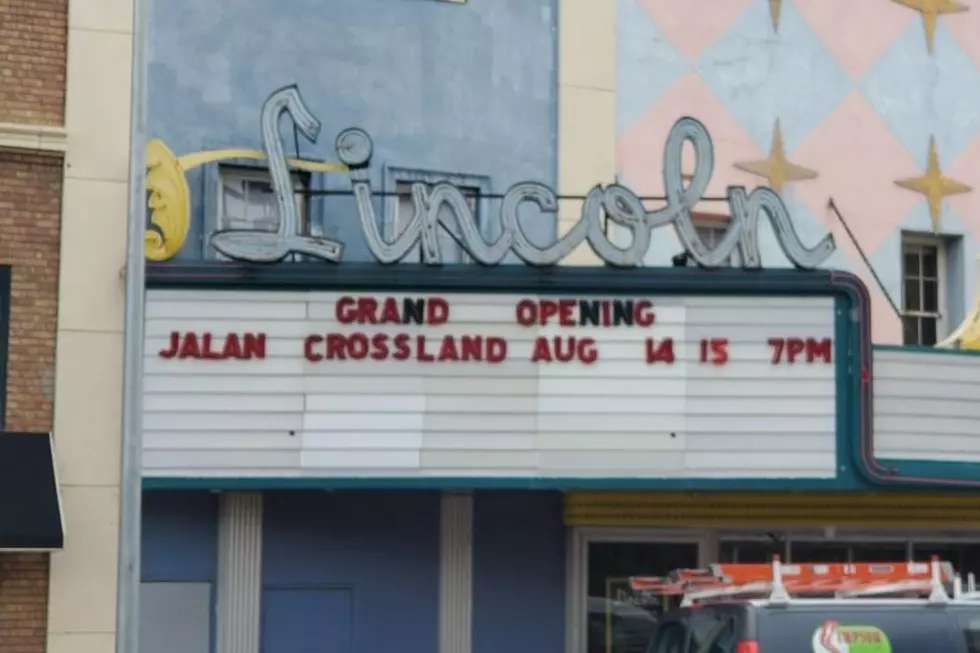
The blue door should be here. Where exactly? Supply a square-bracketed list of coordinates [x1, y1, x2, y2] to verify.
[261, 588, 353, 653]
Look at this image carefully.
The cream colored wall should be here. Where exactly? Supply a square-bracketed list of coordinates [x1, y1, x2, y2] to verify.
[46, 0, 133, 651]
[557, 0, 615, 266]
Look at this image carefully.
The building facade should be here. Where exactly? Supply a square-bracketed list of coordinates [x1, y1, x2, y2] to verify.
[138, 3, 980, 653]
[44, 0, 134, 653]
[0, 0, 133, 652]
[612, 0, 980, 347]
[0, 1, 67, 651]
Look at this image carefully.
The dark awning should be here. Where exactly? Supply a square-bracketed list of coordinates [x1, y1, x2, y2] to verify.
[0, 432, 63, 549]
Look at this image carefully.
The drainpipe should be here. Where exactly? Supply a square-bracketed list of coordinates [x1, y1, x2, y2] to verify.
[115, 0, 149, 649]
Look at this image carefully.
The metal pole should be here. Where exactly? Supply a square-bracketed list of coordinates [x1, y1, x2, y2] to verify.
[115, 0, 149, 648]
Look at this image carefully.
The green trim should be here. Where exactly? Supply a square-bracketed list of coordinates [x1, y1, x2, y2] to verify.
[872, 458, 980, 486]
[143, 263, 877, 491]
[873, 344, 980, 359]
[147, 261, 845, 295]
[143, 476, 867, 491]
[144, 265, 980, 489]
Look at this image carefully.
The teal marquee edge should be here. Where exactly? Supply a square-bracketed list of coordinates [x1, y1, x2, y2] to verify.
[141, 262, 962, 491]
[868, 345, 980, 487]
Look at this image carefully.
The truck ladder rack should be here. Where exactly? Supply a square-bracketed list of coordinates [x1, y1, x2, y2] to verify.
[627, 557, 964, 607]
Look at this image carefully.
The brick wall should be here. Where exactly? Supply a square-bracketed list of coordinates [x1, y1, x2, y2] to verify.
[0, 0, 67, 643]
[0, 152, 62, 653]
[0, 0, 68, 126]
[0, 554, 49, 653]
[0, 0, 66, 649]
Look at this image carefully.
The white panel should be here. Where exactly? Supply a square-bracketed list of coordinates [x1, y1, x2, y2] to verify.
[439, 492, 473, 653]
[143, 289, 839, 479]
[873, 349, 980, 463]
[140, 582, 212, 653]
[217, 492, 263, 653]
[299, 449, 421, 469]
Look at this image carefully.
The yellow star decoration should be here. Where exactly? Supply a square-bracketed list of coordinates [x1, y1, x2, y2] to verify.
[892, 0, 968, 53]
[894, 136, 972, 232]
[769, 0, 782, 31]
[733, 119, 818, 193]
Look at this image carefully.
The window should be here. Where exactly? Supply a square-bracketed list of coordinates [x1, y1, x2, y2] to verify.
[958, 615, 980, 653]
[647, 621, 688, 653]
[586, 541, 701, 653]
[690, 217, 735, 267]
[719, 537, 980, 578]
[901, 237, 945, 346]
[689, 612, 735, 653]
[394, 181, 479, 264]
[217, 166, 310, 260]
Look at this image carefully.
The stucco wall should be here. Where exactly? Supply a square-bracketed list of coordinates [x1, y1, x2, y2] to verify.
[46, 0, 133, 651]
[612, 0, 980, 343]
[0, 151, 63, 653]
[146, 0, 558, 262]
[0, 1, 67, 648]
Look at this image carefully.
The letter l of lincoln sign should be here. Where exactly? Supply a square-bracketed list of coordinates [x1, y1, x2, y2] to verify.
[203, 84, 836, 270]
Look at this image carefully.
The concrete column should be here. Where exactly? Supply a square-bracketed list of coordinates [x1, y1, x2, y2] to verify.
[217, 492, 264, 653]
[439, 491, 473, 653]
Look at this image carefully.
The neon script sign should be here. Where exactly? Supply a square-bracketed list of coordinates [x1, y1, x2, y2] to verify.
[152, 84, 837, 270]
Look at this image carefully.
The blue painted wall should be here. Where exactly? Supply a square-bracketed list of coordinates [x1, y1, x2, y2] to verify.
[142, 490, 219, 582]
[141, 489, 569, 653]
[473, 491, 566, 653]
[148, 0, 558, 262]
[262, 491, 441, 653]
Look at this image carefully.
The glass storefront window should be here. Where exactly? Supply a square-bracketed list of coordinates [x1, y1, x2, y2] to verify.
[721, 539, 914, 564]
[586, 541, 700, 653]
[850, 541, 909, 562]
[579, 534, 980, 653]
[719, 539, 783, 563]
[789, 542, 851, 563]
[915, 542, 980, 579]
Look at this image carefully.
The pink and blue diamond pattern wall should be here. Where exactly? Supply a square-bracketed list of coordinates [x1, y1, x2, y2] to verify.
[616, 0, 980, 343]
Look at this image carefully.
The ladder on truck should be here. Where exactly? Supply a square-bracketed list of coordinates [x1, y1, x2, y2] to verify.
[626, 557, 980, 607]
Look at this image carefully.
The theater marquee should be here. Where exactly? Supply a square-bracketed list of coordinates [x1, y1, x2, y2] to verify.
[142, 285, 848, 484]
[141, 84, 874, 488]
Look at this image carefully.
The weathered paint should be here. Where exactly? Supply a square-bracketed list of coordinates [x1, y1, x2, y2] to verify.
[147, 0, 558, 262]
[613, 0, 980, 343]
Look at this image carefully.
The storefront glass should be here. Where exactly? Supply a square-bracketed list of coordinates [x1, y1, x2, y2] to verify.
[586, 541, 700, 653]
[720, 538, 980, 577]
[582, 533, 980, 653]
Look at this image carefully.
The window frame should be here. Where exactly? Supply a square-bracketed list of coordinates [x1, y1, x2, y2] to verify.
[566, 527, 714, 653]
[213, 164, 311, 261]
[393, 181, 480, 264]
[566, 526, 980, 653]
[900, 234, 947, 347]
[690, 214, 736, 267]
[383, 166, 491, 265]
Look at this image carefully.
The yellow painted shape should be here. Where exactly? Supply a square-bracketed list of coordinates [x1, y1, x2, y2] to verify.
[176, 148, 348, 174]
[769, 0, 782, 31]
[733, 119, 818, 193]
[143, 142, 348, 261]
[564, 491, 980, 527]
[938, 310, 978, 348]
[895, 136, 971, 232]
[892, 0, 968, 53]
[145, 139, 192, 261]
[938, 254, 980, 350]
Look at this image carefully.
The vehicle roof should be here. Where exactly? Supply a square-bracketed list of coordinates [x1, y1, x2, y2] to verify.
[662, 597, 980, 620]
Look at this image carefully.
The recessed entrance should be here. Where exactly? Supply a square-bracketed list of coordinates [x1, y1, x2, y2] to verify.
[569, 527, 980, 653]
